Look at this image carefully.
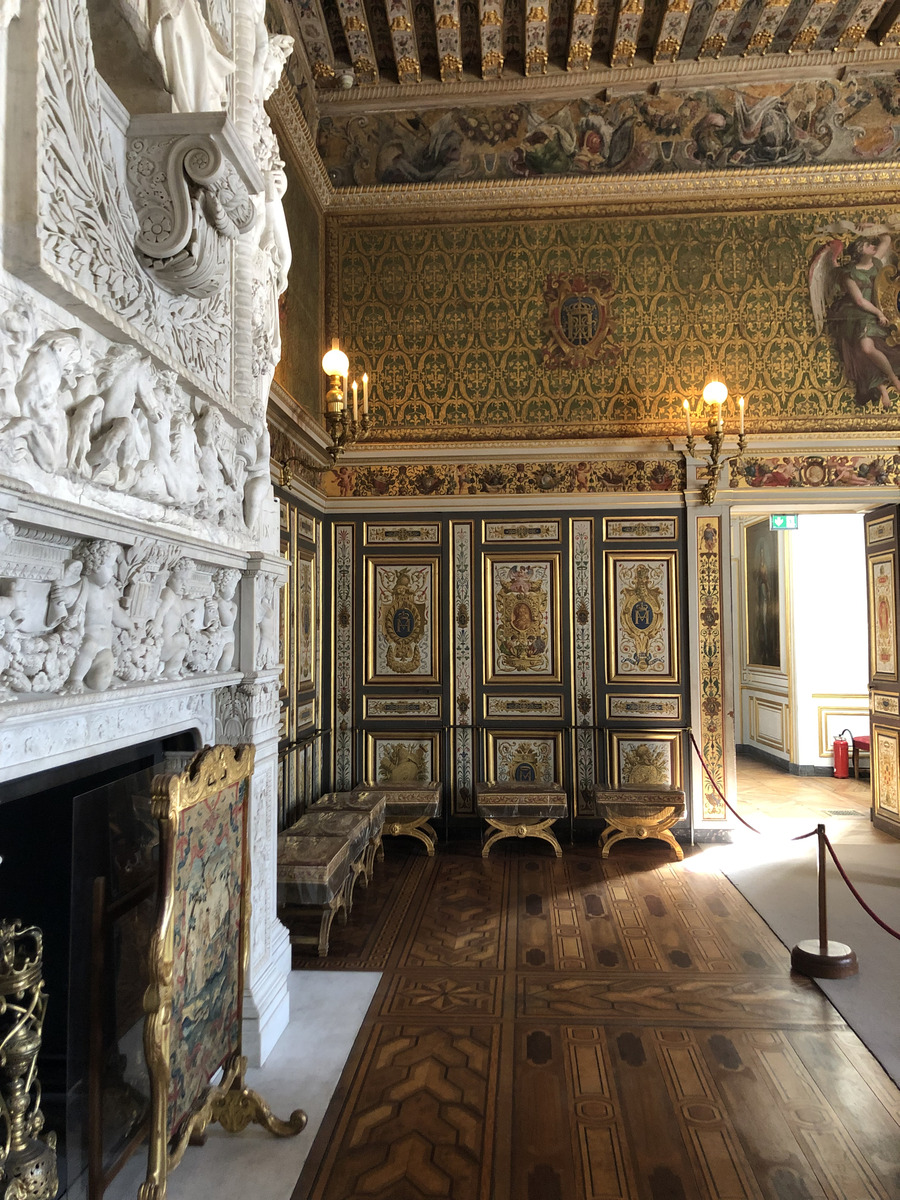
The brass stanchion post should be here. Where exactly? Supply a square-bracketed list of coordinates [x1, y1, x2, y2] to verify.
[790, 825, 858, 979]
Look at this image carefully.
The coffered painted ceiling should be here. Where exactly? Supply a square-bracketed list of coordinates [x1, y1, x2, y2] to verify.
[279, 0, 900, 96]
[269, 0, 900, 194]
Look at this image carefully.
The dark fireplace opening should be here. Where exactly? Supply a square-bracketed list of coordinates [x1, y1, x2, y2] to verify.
[1, 730, 199, 1200]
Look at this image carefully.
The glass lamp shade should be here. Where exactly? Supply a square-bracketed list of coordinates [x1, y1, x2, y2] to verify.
[702, 379, 728, 405]
[322, 346, 349, 377]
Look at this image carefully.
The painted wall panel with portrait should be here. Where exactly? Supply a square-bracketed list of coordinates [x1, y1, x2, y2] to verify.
[484, 554, 561, 683]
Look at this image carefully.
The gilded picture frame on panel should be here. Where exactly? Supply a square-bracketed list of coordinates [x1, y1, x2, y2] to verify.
[365, 733, 440, 783]
[365, 556, 440, 685]
[605, 552, 678, 683]
[485, 730, 564, 784]
[484, 553, 562, 683]
[872, 725, 900, 818]
[609, 731, 683, 790]
[295, 546, 316, 693]
[868, 553, 898, 681]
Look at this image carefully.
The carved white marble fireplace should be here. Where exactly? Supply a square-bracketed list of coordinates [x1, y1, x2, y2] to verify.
[0, 0, 295, 1107]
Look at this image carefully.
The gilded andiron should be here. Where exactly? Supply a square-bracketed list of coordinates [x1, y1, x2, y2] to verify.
[0, 921, 58, 1200]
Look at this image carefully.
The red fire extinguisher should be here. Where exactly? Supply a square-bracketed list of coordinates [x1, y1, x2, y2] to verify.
[833, 729, 851, 779]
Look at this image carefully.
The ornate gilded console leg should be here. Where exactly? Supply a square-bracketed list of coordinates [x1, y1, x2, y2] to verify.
[385, 818, 437, 855]
[481, 819, 563, 858]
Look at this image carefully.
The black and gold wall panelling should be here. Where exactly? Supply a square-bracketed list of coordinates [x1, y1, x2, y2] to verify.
[599, 515, 690, 812]
[277, 491, 323, 829]
[479, 516, 571, 814]
[324, 509, 691, 832]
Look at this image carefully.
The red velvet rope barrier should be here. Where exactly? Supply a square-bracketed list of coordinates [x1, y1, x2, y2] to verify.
[688, 729, 900, 939]
[822, 831, 900, 941]
[688, 730, 817, 842]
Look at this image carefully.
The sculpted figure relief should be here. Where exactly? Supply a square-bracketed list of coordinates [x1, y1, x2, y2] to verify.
[49, 540, 134, 693]
[0, 307, 272, 536]
[0, 530, 244, 698]
[148, 0, 234, 112]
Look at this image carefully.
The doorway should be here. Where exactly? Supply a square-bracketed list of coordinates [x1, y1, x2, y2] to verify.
[730, 509, 872, 827]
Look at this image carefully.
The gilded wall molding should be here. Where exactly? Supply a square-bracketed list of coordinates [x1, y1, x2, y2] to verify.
[267, 81, 332, 212]
[324, 162, 900, 219]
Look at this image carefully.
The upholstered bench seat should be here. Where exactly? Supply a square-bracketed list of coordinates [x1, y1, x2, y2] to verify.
[587, 786, 686, 861]
[475, 782, 567, 858]
[277, 833, 351, 957]
[353, 781, 441, 855]
[310, 791, 387, 884]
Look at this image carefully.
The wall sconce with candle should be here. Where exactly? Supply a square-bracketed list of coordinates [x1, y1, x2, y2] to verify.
[683, 380, 747, 505]
[322, 339, 371, 462]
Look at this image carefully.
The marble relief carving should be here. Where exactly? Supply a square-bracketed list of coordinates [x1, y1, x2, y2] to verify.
[0, 303, 270, 541]
[0, 528, 241, 698]
[36, 0, 233, 395]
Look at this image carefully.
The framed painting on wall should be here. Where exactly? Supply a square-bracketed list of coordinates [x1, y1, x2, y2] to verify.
[744, 519, 781, 670]
[605, 552, 677, 682]
[366, 733, 440, 783]
[295, 547, 316, 692]
[869, 553, 898, 681]
[365, 557, 440, 685]
[484, 553, 561, 683]
[485, 731, 563, 784]
[609, 731, 682, 789]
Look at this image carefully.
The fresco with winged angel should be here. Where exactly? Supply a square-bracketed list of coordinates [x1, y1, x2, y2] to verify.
[810, 223, 900, 410]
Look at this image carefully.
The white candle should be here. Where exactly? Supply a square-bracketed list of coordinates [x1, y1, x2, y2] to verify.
[683, 399, 692, 438]
[738, 395, 745, 435]
[352, 379, 358, 421]
[362, 372, 369, 415]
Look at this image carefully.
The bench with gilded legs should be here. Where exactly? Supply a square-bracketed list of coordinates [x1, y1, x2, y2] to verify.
[475, 781, 568, 858]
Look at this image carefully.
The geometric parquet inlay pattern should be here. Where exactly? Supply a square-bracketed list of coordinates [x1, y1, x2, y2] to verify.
[292, 842, 900, 1200]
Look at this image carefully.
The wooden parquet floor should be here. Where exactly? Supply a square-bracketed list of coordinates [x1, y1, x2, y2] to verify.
[291, 839, 900, 1200]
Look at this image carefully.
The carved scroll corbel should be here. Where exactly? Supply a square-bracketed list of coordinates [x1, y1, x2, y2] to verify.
[125, 114, 264, 300]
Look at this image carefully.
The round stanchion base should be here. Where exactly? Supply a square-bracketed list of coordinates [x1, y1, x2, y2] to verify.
[790, 939, 858, 979]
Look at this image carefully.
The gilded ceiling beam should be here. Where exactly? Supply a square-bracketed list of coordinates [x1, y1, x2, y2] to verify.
[654, 0, 693, 62]
[610, 0, 644, 66]
[830, 0, 885, 48]
[567, 0, 598, 69]
[335, 0, 380, 82]
[787, 0, 837, 51]
[293, 0, 337, 82]
[878, 0, 900, 42]
[386, 0, 423, 83]
[744, 0, 792, 54]
[525, 2, 551, 74]
[479, 0, 505, 78]
[434, 0, 464, 79]
[699, 0, 742, 57]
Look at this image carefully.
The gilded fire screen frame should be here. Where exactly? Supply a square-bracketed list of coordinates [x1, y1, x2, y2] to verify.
[140, 745, 304, 1200]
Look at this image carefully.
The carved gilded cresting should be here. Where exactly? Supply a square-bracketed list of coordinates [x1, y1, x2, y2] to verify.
[139, 745, 305, 1200]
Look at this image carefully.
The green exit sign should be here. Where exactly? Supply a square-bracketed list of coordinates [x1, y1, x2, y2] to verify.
[769, 514, 799, 531]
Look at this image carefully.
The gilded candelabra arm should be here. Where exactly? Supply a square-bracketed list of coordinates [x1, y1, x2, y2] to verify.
[278, 450, 331, 487]
[697, 431, 748, 506]
[324, 411, 371, 462]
